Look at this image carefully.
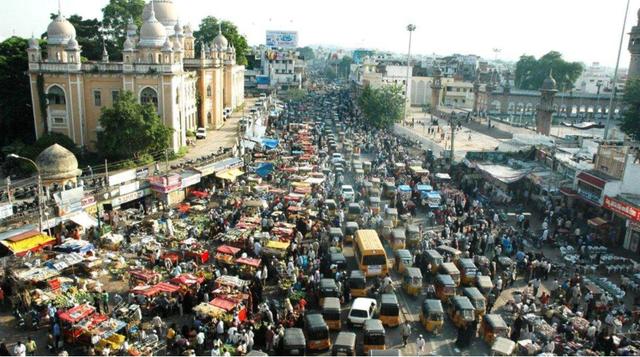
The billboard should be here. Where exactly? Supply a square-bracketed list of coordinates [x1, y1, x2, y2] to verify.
[256, 75, 271, 85]
[266, 31, 298, 49]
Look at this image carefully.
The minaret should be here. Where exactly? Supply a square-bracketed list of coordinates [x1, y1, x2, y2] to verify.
[628, 9, 640, 80]
[536, 70, 557, 136]
[101, 41, 109, 62]
[430, 66, 442, 114]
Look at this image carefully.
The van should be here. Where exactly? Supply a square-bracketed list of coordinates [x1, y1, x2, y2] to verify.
[347, 297, 376, 327]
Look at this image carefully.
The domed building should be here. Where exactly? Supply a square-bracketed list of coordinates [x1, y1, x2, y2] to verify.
[26, 0, 245, 155]
[35, 144, 82, 187]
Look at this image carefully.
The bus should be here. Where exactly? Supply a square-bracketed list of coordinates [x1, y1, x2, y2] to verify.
[354, 230, 388, 277]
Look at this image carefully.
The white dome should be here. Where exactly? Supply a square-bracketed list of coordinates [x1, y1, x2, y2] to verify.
[47, 14, 77, 45]
[66, 37, 79, 50]
[28, 36, 40, 49]
[123, 36, 135, 51]
[143, 0, 178, 29]
[162, 37, 173, 52]
[213, 33, 228, 48]
[138, 3, 167, 48]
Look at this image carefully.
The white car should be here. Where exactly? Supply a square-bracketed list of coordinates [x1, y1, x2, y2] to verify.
[196, 127, 207, 139]
[348, 297, 377, 327]
[341, 185, 355, 201]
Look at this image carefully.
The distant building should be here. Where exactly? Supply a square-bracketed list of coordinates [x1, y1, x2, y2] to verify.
[575, 62, 611, 94]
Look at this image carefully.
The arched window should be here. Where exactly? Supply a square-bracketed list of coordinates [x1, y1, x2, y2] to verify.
[125, 55, 129, 62]
[48, 86, 66, 105]
[148, 53, 153, 63]
[207, 112, 212, 123]
[56, 52, 61, 62]
[140, 87, 158, 108]
[158, 54, 162, 63]
[206, 85, 212, 97]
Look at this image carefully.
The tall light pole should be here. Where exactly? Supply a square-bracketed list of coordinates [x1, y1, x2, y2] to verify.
[604, 0, 631, 140]
[8, 154, 43, 233]
[404, 24, 416, 123]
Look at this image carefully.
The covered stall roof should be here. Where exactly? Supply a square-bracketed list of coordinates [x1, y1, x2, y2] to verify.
[0, 231, 55, 256]
[474, 163, 531, 184]
[216, 168, 245, 181]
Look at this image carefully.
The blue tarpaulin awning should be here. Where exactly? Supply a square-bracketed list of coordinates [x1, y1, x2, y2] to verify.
[398, 185, 412, 192]
[255, 163, 274, 177]
[416, 185, 433, 192]
[262, 138, 280, 150]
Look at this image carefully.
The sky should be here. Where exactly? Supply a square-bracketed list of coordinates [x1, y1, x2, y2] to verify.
[2, 0, 640, 69]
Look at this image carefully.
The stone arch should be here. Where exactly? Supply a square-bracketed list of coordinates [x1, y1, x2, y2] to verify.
[525, 103, 534, 114]
[490, 100, 501, 112]
[140, 87, 159, 109]
[46, 84, 66, 106]
[508, 102, 516, 114]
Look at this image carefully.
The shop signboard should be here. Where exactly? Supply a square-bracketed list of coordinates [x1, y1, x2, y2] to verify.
[108, 169, 137, 187]
[148, 174, 182, 193]
[119, 181, 140, 196]
[604, 196, 640, 222]
[196, 158, 242, 177]
[180, 172, 201, 189]
[55, 187, 84, 205]
[112, 188, 151, 207]
[0, 203, 13, 220]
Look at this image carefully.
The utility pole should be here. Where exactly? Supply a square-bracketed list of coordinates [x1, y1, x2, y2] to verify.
[604, 0, 631, 140]
[450, 119, 456, 163]
[104, 159, 109, 186]
[404, 24, 416, 122]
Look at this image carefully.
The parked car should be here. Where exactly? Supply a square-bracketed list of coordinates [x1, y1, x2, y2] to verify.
[196, 127, 207, 139]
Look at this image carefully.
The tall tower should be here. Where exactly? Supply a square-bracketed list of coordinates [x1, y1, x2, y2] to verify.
[500, 70, 511, 116]
[536, 71, 557, 136]
[430, 66, 442, 114]
[628, 9, 640, 80]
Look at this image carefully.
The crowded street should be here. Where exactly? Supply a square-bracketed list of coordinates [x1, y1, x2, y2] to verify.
[0, 78, 639, 357]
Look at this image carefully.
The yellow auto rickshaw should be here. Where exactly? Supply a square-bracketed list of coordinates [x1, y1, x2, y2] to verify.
[305, 313, 331, 351]
[394, 249, 413, 274]
[448, 296, 475, 329]
[379, 293, 400, 327]
[406, 224, 421, 248]
[332, 332, 356, 356]
[319, 278, 340, 305]
[347, 203, 362, 222]
[402, 267, 423, 297]
[420, 299, 444, 334]
[363, 161, 372, 174]
[325, 199, 337, 216]
[462, 287, 486, 320]
[363, 319, 386, 354]
[435, 274, 456, 302]
[348, 270, 367, 297]
[391, 229, 406, 250]
[436, 245, 462, 263]
[440, 262, 461, 286]
[329, 227, 344, 247]
[369, 196, 381, 215]
[380, 220, 393, 241]
[345, 222, 359, 243]
[322, 297, 341, 331]
[456, 258, 479, 286]
[385, 208, 398, 228]
[476, 275, 494, 295]
[383, 182, 396, 200]
[262, 240, 290, 259]
[491, 337, 516, 356]
[424, 250, 443, 274]
[480, 314, 510, 345]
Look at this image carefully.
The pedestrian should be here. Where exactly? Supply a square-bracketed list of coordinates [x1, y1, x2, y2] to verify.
[13, 341, 26, 357]
[25, 337, 36, 356]
[416, 334, 426, 355]
[401, 321, 412, 346]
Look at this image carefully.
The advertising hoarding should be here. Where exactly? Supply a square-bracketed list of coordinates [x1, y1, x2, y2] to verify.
[266, 31, 298, 49]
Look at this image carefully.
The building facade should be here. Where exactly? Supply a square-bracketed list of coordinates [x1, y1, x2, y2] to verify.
[628, 9, 640, 80]
[27, 0, 245, 153]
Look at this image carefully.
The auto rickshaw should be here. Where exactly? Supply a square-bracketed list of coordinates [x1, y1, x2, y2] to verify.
[440, 262, 461, 286]
[379, 293, 400, 327]
[325, 199, 337, 216]
[262, 240, 290, 259]
[368, 197, 381, 215]
[332, 332, 356, 356]
[424, 250, 443, 274]
[394, 249, 413, 274]
[345, 222, 359, 243]
[462, 287, 486, 320]
[497, 257, 515, 275]
[322, 297, 341, 331]
[329, 227, 344, 247]
[403, 267, 423, 297]
[319, 278, 340, 305]
[476, 275, 494, 295]
[391, 229, 406, 250]
[435, 274, 456, 302]
[347, 203, 362, 222]
[383, 182, 396, 200]
[363, 161, 372, 174]
[406, 224, 421, 248]
[305, 313, 331, 351]
[348, 270, 367, 297]
[283, 328, 306, 356]
[448, 296, 475, 329]
[480, 314, 510, 345]
[363, 319, 386, 354]
[436, 245, 462, 263]
[380, 220, 394, 241]
[456, 258, 478, 286]
[491, 337, 516, 356]
[385, 208, 398, 228]
[420, 299, 444, 334]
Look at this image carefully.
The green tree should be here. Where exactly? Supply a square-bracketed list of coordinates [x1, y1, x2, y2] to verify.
[48, 14, 105, 61]
[101, 0, 145, 59]
[358, 85, 405, 129]
[621, 78, 640, 140]
[97, 91, 172, 160]
[193, 17, 248, 65]
[0, 37, 35, 147]
[338, 56, 353, 78]
[515, 51, 584, 90]
[297, 46, 315, 61]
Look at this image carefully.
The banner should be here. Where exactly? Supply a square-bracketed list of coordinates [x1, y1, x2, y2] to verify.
[266, 31, 298, 48]
[0, 203, 13, 220]
[108, 169, 136, 187]
[604, 196, 640, 222]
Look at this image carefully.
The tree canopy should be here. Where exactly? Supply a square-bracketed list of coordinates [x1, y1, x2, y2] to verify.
[357, 85, 405, 129]
[97, 91, 172, 160]
[514, 51, 584, 91]
[101, 0, 145, 56]
[0, 37, 35, 147]
[621, 79, 640, 141]
[193, 17, 248, 65]
[297, 47, 315, 61]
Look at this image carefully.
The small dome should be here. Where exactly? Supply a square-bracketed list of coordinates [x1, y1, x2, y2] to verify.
[36, 144, 82, 181]
[66, 37, 79, 50]
[174, 21, 183, 36]
[162, 37, 173, 52]
[143, 0, 178, 29]
[139, 2, 167, 48]
[173, 38, 183, 52]
[28, 36, 40, 49]
[127, 18, 138, 32]
[213, 23, 228, 48]
[542, 71, 557, 90]
[184, 23, 193, 36]
[47, 14, 77, 45]
[123, 36, 135, 51]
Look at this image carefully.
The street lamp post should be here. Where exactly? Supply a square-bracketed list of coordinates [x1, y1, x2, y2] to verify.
[404, 24, 416, 123]
[8, 154, 44, 233]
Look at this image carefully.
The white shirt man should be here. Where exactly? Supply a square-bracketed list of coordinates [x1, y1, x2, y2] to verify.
[13, 342, 26, 357]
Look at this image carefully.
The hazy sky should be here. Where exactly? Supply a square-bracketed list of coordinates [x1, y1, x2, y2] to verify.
[2, 0, 639, 68]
